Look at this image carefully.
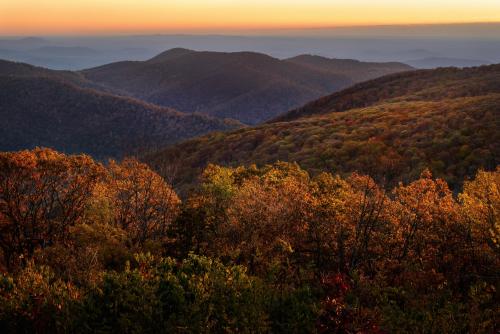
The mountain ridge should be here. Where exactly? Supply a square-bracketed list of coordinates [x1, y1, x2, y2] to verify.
[145, 64, 500, 193]
[272, 64, 500, 123]
[0, 60, 242, 158]
[82, 48, 413, 124]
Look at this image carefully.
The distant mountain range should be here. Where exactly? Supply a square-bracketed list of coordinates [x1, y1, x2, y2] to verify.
[286, 54, 412, 82]
[0, 60, 241, 159]
[30, 46, 101, 57]
[1, 32, 500, 69]
[405, 57, 491, 69]
[2, 50, 498, 170]
[0, 37, 48, 50]
[82, 49, 412, 124]
[146, 64, 500, 193]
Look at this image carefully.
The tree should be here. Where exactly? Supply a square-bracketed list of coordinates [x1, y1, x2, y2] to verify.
[460, 167, 500, 255]
[105, 159, 180, 247]
[391, 169, 459, 264]
[0, 148, 103, 269]
[0, 262, 80, 334]
[223, 163, 312, 277]
[79, 254, 269, 333]
[344, 173, 391, 273]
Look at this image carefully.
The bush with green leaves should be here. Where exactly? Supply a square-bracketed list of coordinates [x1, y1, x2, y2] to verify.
[0, 263, 80, 334]
[78, 254, 270, 333]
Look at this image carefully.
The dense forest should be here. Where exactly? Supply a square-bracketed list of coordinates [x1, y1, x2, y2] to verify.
[273, 64, 500, 122]
[147, 65, 500, 194]
[147, 96, 499, 194]
[273, 65, 500, 122]
[0, 148, 498, 333]
[82, 49, 412, 124]
[0, 71, 241, 159]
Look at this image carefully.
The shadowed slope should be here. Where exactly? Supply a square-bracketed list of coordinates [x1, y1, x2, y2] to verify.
[83, 49, 411, 124]
[0, 75, 242, 159]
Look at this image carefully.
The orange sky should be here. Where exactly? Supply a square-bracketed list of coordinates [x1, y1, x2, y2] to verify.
[2, 0, 500, 35]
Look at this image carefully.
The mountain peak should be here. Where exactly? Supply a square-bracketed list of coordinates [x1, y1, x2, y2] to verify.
[147, 48, 195, 62]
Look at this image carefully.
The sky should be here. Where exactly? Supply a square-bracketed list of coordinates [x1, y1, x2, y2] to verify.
[1, 0, 500, 35]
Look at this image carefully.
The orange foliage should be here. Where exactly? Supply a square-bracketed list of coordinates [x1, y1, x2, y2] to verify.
[106, 159, 180, 247]
[0, 148, 103, 269]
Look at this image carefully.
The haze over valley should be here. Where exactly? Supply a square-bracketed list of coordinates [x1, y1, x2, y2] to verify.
[1, 23, 500, 70]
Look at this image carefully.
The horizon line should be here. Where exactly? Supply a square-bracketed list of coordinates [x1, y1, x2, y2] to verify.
[2, 21, 500, 38]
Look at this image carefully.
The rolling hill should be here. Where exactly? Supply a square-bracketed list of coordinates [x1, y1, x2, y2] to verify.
[273, 64, 500, 122]
[0, 59, 91, 84]
[286, 54, 412, 82]
[0, 66, 242, 158]
[146, 65, 500, 192]
[0, 59, 116, 92]
[405, 57, 491, 69]
[82, 49, 412, 124]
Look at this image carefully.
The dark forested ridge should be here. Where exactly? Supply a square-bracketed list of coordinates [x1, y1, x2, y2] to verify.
[0, 59, 111, 92]
[0, 59, 84, 80]
[147, 65, 500, 193]
[0, 75, 242, 158]
[82, 49, 412, 124]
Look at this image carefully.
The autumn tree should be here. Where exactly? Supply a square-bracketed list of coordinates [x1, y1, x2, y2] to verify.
[344, 173, 391, 273]
[171, 164, 257, 259]
[0, 262, 80, 333]
[223, 162, 312, 277]
[390, 169, 460, 265]
[0, 148, 103, 269]
[460, 167, 500, 255]
[105, 158, 180, 247]
[379, 169, 475, 311]
[458, 168, 500, 292]
[306, 173, 352, 275]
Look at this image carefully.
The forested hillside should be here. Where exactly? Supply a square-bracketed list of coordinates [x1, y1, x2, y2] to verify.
[147, 65, 500, 193]
[82, 49, 412, 124]
[273, 64, 500, 122]
[0, 59, 110, 92]
[0, 75, 241, 158]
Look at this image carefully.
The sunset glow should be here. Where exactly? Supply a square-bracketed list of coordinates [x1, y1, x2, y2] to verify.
[2, 0, 500, 35]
